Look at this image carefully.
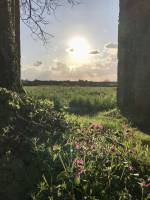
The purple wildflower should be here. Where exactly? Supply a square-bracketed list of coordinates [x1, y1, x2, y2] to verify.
[74, 159, 84, 168]
[145, 183, 150, 188]
[75, 143, 81, 150]
[147, 177, 150, 182]
[110, 145, 116, 152]
[89, 123, 104, 130]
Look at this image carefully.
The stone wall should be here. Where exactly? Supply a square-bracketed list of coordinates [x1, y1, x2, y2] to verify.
[118, 0, 150, 123]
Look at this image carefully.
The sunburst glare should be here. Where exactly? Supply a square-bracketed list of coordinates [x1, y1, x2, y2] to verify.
[67, 37, 91, 64]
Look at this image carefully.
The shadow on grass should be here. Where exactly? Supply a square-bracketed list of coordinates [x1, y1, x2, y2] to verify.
[127, 116, 150, 134]
[68, 98, 116, 116]
[119, 110, 150, 146]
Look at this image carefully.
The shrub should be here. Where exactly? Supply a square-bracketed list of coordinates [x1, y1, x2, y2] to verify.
[0, 88, 70, 200]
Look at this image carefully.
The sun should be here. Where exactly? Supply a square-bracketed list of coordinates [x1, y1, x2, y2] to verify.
[67, 37, 90, 63]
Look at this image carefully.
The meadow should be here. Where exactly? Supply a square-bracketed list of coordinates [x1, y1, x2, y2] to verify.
[0, 86, 150, 199]
[25, 85, 150, 199]
[25, 86, 116, 115]
[25, 85, 150, 143]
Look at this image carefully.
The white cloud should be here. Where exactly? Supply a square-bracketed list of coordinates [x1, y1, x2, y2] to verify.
[89, 50, 100, 55]
[105, 43, 118, 49]
[33, 61, 43, 67]
[22, 43, 118, 81]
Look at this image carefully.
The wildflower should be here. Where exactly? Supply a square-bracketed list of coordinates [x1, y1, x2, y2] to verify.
[89, 123, 96, 129]
[145, 183, 150, 188]
[74, 159, 84, 168]
[96, 124, 104, 130]
[74, 159, 84, 182]
[89, 123, 103, 130]
[110, 145, 116, 152]
[75, 143, 81, 150]
[147, 177, 150, 182]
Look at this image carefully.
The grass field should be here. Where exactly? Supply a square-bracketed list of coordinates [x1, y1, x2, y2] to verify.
[25, 85, 150, 144]
[22, 85, 150, 199]
[25, 86, 116, 115]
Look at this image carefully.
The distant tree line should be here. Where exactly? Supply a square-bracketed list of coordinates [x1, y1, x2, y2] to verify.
[23, 80, 117, 87]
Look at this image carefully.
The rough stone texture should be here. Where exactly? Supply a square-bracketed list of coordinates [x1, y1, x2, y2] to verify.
[0, 0, 22, 92]
[118, 0, 150, 123]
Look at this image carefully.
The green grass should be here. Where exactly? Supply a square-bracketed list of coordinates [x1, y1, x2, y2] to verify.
[1, 86, 150, 199]
[25, 86, 116, 114]
[25, 85, 150, 146]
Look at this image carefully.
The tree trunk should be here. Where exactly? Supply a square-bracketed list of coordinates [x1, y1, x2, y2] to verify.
[0, 0, 22, 92]
[118, 0, 150, 124]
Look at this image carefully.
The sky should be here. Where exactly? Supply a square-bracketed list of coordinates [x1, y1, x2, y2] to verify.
[21, 0, 119, 81]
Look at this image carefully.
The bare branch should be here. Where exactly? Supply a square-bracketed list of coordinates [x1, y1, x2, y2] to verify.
[20, 0, 80, 43]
